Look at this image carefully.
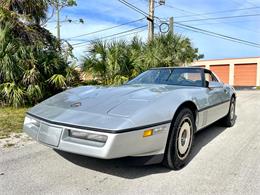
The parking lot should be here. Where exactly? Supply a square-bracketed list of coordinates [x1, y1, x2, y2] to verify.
[1, 91, 260, 195]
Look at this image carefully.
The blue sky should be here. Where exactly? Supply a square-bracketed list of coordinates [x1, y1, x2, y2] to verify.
[46, 0, 260, 61]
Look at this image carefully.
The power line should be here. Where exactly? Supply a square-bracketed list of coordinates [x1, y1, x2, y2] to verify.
[174, 6, 260, 19]
[145, 6, 260, 49]
[118, 0, 149, 17]
[245, 0, 258, 7]
[67, 18, 146, 40]
[162, 3, 260, 36]
[118, 0, 160, 41]
[231, 0, 257, 7]
[73, 28, 147, 48]
[161, 3, 239, 32]
[176, 25, 260, 48]
[183, 19, 260, 34]
[117, 1, 163, 20]
[163, 4, 190, 14]
[162, 5, 260, 48]
[177, 13, 260, 23]
[186, 19, 258, 26]
[175, 22, 260, 48]
[176, 23, 260, 47]
[68, 1, 260, 50]
[71, 25, 147, 46]
[65, 0, 153, 44]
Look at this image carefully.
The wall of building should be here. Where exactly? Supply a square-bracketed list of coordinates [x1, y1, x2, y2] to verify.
[191, 57, 260, 87]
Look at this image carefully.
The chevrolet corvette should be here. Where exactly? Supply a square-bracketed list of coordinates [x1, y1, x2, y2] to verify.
[23, 67, 236, 169]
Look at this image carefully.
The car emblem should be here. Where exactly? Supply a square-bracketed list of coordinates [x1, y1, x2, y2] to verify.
[70, 102, 82, 107]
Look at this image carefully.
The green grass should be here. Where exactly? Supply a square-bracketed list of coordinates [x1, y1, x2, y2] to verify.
[0, 107, 28, 139]
[256, 86, 260, 90]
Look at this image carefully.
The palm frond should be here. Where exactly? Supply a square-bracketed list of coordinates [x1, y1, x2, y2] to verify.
[47, 74, 67, 89]
[0, 82, 24, 107]
[26, 84, 43, 104]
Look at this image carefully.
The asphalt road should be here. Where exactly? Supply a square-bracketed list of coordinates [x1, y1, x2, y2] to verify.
[1, 91, 260, 195]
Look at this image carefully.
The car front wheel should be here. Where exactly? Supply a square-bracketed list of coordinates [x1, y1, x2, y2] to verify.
[163, 108, 194, 170]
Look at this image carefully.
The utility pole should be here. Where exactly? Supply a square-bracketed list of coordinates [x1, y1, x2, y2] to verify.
[148, 0, 155, 41]
[56, 0, 61, 41]
[169, 17, 174, 34]
[53, 0, 79, 41]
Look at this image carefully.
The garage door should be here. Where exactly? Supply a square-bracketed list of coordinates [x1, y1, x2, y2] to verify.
[210, 65, 229, 84]
[234, 64, 257, 86]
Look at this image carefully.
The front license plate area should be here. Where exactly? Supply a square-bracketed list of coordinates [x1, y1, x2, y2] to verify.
[38, 123, 62, 147]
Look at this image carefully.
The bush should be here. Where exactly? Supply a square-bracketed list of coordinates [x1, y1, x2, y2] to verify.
[82, 34, 204, 85]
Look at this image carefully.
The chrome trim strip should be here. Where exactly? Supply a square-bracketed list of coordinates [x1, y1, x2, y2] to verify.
[26, 112, 171, 134]
[198, 99, 230, 112]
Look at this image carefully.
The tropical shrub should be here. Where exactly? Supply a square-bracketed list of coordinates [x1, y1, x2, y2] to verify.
[82, 33, 204, 85]
[0, 0, 80, 107]
[82, 39, 140, 85]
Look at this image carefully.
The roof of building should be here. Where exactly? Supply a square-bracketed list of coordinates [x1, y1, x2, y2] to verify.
[195, 56, 260, 62]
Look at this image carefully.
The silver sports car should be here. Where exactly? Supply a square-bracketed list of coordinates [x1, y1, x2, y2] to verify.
[23, 67, 236, 170]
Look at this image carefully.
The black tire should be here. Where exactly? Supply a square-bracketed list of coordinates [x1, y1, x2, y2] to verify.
[221, 97, 236, 127]
[163, 108, 194, 170]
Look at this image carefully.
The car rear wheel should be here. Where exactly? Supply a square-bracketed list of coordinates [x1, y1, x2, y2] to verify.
[163, 108, 194, 170]
[221, 97, 236, 127]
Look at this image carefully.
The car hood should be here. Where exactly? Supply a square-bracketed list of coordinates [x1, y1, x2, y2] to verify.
[32, 84, 185, 114]
[28, 84, 185, 130]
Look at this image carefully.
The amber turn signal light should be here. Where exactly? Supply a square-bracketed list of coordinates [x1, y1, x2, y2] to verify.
[143, 129, 153, 137]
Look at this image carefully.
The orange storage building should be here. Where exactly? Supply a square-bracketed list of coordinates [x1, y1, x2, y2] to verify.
[190, 57, 260, 87]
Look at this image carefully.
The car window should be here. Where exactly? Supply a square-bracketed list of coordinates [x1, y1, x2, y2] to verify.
[205, 72, 219, 82]
[211, 72, 221, 82]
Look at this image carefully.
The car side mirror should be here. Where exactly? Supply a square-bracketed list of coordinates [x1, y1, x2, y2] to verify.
[208, 81, 223, 89]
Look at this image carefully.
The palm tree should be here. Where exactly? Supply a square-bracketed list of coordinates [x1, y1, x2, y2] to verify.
[0, 0, 57, 47]
[83, 39, 140, 85]
[83, 40, 108, 84]
[82, 34, 203, 85]
[142, 33, 204, 68]
[0, 1, 80, 107]
[1, 0, 48, 24]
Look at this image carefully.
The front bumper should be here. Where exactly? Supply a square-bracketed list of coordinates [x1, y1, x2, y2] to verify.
[23, 114, 171, 159]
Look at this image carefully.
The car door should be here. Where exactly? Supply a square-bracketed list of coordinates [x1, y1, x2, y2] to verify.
[211, 71, 230, 102]
[205, 71, 230, 125]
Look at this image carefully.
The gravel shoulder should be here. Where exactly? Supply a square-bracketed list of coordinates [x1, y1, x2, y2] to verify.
[0, 133, 34, 149]
[1, 91, 260, 195]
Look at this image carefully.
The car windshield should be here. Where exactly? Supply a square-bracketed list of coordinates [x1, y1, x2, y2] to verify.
[127, 68, 203, 87]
